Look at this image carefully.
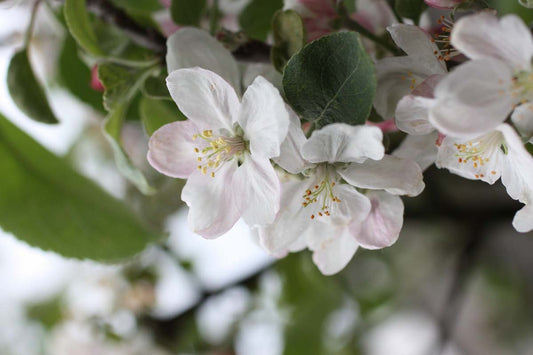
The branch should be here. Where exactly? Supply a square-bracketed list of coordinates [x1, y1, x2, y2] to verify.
[86, 0, 167, 55]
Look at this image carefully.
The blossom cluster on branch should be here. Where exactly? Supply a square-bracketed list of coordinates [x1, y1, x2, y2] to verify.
[146, 1, 533, 275]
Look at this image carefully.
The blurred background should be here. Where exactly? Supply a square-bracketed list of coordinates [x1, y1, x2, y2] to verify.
[1, 0, 533, 354]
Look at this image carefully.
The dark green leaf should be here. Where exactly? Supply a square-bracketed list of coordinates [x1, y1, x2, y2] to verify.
[64, 0, 104, 56]
[98, 63, 157, 194]
[239, 0, 283, 41]
[395, 0, 426, 23]
[171, 0, 207, 26]
[58, 36, 104, 112]
[140, 97, 185, 136]
[7, 50, 58, 124]
[271, 10, 306, 73]
[283, 32, 376, 127]
[142, 73, 172, 100]
[0, 113, 158, 260]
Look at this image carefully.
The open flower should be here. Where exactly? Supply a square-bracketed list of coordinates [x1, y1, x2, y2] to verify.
[260, 123, 424, 274]
[429, 12, 533, 138]
[148, 67, 289, 237]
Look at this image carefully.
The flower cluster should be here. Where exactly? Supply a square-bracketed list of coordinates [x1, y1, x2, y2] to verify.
[147, 4, 533, 275]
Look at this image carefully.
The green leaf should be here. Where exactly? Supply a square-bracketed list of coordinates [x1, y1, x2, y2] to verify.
[395, 0, 426, 23]
[140, 97, 185, 136]
[64, 0, 104, 56]
[58, 36, 104, 112]
[98, 63, 157, 194]
[0, 113, 158, 261]
[171, 0, 207, 26]
[271, 10, 306, 73]
[282, 32, 376, 127]
[142, 73, 172, 100]
[7, 50, 58, 124]
[239, 0, 283, 41]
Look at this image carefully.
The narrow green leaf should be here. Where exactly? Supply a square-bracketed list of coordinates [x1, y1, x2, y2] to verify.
[140, 97, 185, 136]
[0, 113, 158, 261]
[7, 50, 58, 124]
[395, 0, 426, 23]
[239, 0, 283, 41]
[99, 63, 157, 194]
[271, 10, 306, 73]
[58, 36, 104, 112]
[283, 32, 376, 127]
[64, 0, 104, 56]
[170, 0, 207, 26]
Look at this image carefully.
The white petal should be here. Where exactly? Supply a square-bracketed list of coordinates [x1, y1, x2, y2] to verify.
[353, 191, 404, 250]
[387, 24, 445, 71]
[451, 13, 533, 71]
[511, 103, 533, 139]
[309, 225, 359, 275]
[393, 132, 438, 171]
[181, 161, 240, 238]
[430, 58, 514, 138]
[338, 155, 425, 196]
[258, 179, 316, 253]
[435, 132, 504, 184]
[375, 55, 446, 118]
[274, 106, 308, 174]
[233, 155, 281, 226]
[497, 124, 533, 232]
[167, 67, 240, 132]
[355, 0, 397, 34]
[327, 183, 372, 225]
[147, 120, 200, 178]
[238, 76, 289, 159]
[302, 124, 384, 163]
[166, 27, 241, 93]
[395, 95, 435, 135]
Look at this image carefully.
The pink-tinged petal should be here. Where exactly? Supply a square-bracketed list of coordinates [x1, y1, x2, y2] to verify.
[353, 191, 403, 250]
[166, 28, 241, 92]
[233, 155, 281, 227]
[497, 124, 533, 232]
[387, 24, 446, 71]
[309, 225, 359, 275]
[435, 132, 504, 184]
[238, 76, 289, 159]
[303, 124, 384, 163]
[393, 132, 438, 171]
[181, 160, 240, 238]
[354, 0, 397, 35]
[451, 13, 533, 71]
[430, 58, 514, 138]
[274, 106, 308, 174]
[424, 0, 464, 9]
[395, 95, 435, 135]
[258, 179, 316, 254]
[338, 155, 425, 196]
[375, 55, 446, 119]
[147, 120, 201, 178]
[90, 65, 105, 92]
[412, 74, 445, 98]
[167, 67, 240, 132]
[511, 103, 533, 140]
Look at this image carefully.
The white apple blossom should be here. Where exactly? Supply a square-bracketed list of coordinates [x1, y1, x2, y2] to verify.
[147, 67, 289, 237]
[375, 23, 447, 120]
[259, 123, 424, 274]
[429, 12, 533, 138]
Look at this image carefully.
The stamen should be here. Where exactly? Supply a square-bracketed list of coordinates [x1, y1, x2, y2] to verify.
[301, 173, 341, 218]
[192, 130, 246, 178]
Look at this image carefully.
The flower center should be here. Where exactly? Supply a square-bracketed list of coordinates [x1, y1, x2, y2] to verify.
[301, 167, 341, 219]
[192, 130, 245, 177]
[454, 132, 505, 178]
[431, 16, 459, 62]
